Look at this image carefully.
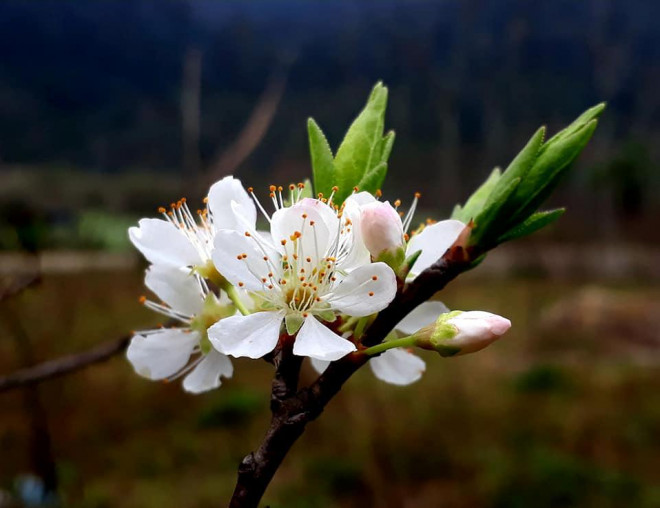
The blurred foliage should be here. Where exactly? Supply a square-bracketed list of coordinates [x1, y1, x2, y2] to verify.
[2, 272, 660, 507]
[196, 389, 263, 429]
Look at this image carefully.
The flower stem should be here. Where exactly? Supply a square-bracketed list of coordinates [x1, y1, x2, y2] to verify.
[363, 335, 416, 356]
[226, 286, 251, 316]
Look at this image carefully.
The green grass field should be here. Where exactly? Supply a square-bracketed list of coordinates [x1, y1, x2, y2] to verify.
[1, 270, 660, 507]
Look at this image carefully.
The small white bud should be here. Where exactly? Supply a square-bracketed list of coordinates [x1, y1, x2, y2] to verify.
[360, 201, 405, 258]
[414, 310, 511, 357]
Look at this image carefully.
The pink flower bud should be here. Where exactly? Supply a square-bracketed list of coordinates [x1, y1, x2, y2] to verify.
[360, 201, 404, 257]
[445, 311, 511, 355]
[414, 310, 511, 357]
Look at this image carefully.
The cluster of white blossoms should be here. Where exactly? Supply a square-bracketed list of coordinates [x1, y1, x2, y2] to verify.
[127, 176, 511, 393]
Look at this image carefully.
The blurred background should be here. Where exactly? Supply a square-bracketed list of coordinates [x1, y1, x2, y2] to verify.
[1, 1, 659, 507]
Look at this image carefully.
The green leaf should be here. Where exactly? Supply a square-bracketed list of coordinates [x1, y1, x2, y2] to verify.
[377, 130, 396, 166]
[452, 167, 501, 222]
[299, 178, 313, 200]
[485, 127, 545, 225]
[498, 209, 565, 243]
[307, 118, 335, 197]
[471, 176, 521, 245]
[510, 119, 598, 224]
[543, 102, 606, 147]
[356, 161, 388, 195]
[333, 82, 389, 203]
[285, 314, 304, 335]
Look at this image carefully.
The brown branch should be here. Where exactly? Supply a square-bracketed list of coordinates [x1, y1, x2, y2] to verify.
[0, 335, 130, 393]
[228, 245, 477, 507]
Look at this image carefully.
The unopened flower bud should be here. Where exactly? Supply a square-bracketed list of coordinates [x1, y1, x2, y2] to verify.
[360, 201, 405, 258]
[414, 310, 511, 357]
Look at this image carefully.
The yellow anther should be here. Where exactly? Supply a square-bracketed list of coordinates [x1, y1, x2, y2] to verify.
[158, 206, 166, 213]
[138, 296, 147, 304]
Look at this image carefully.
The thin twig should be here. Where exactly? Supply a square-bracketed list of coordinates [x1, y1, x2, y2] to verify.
[0, 335, 130, 394]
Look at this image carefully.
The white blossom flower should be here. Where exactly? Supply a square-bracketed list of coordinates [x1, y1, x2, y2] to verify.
[127, 264, 235, 393]
[128, 176, 256, 270]
[208, 190, 397, 361]
[345, 192, 466, 279]
[311, 301, 448, 385]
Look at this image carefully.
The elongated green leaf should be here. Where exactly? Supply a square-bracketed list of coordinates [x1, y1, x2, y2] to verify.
[472, 176, 521, 245]
[453, 167, 501, 222]
[356, 161, 388, 195]
[333, 82, 388, 202]
[498, 209, 565, 243]
[377, 130, 396, 166]
[308, 118, 335, 197]
[498, 126, 545, 194]
[510, 119, 598, 224]
[543, 102, 606, 148]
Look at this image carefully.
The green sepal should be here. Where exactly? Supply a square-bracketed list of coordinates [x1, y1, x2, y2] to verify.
[399, 248, 423, 278]
[308, 118, 335, 198]
[285, 314, 304, 335]
[315, 309, 337, 323]
[498, 208, 565, 243]
[436, 345, 462, 357]
[375, 246, 406, 272]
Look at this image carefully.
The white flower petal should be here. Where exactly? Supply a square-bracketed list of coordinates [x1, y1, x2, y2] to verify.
[126, 329, 198, 380]
[310, 357, 330, 375]
[325, 262, 397, 317]
[293, 315, 356, 361]
[207, 176, 257, 231]
[396, 301, 450, 335]
[145, 265, 204, 317]
[128, 218, 201, 267]
[406, 219, 466, 279]
[212, 230, 278, 291]
[182, 350, 233, 394]
[337, 197, 371, 272]
[344, 191, 377, 207]
[208, 311, 284, 359]
[270, 199, 336, 262]
[370, 348, 426, 386]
